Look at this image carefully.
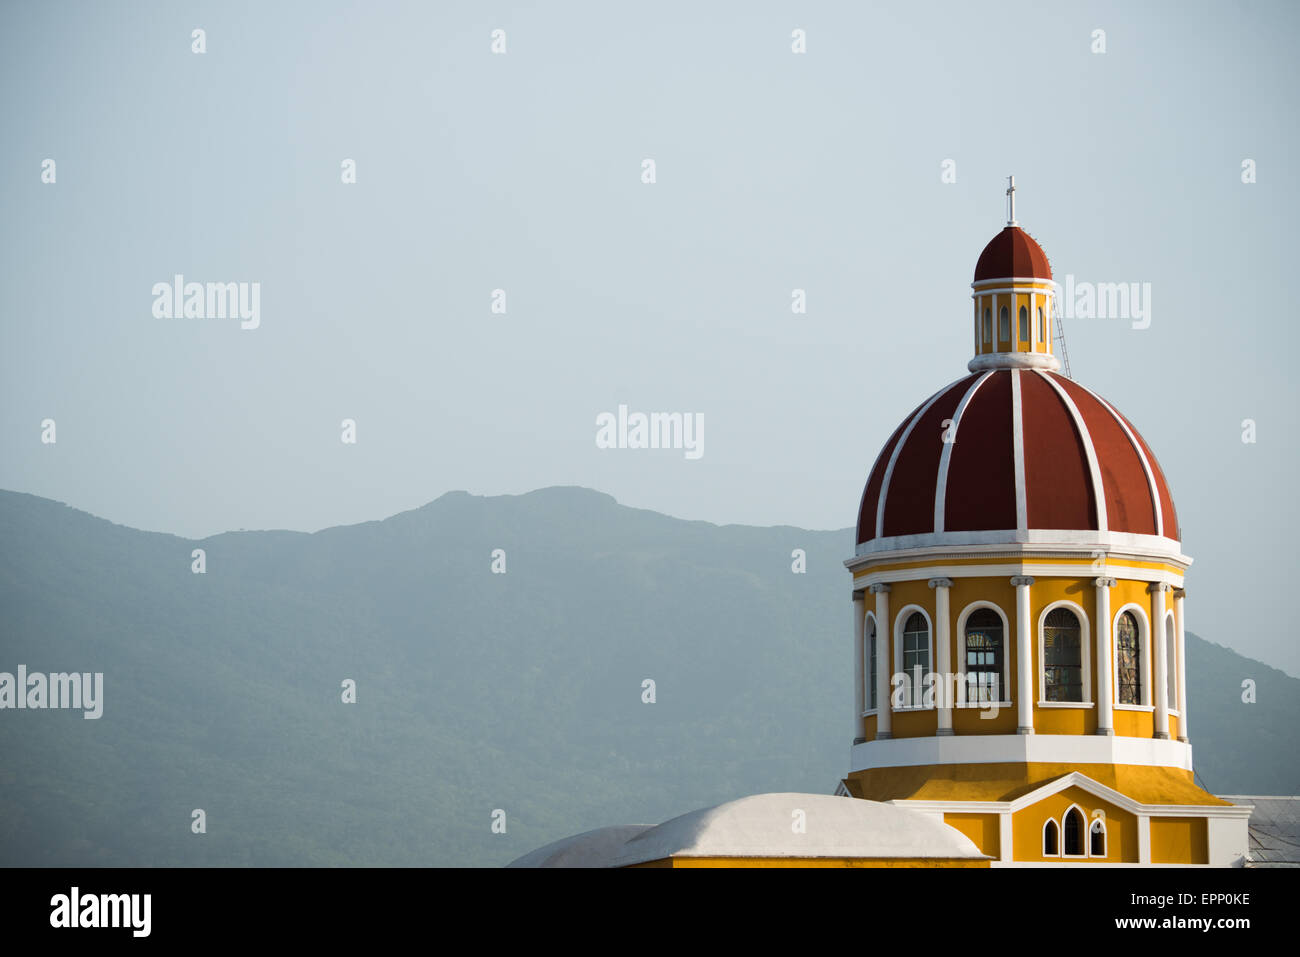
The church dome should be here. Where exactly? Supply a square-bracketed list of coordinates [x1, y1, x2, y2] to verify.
[974, 226, 1052, 281]
[855, 369, 1179, 549]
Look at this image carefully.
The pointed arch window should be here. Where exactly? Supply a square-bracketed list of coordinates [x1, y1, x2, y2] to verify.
[1043, 819, 1059, 856]
[982, 308, 992, 344]
[1063, 807, 1085, 856]
[1090, 818, 1107, 857]
[1117, 611, 1142, 705]
[1037, 306, 1046, 344]
[998, 306, 1010, 345]
[1018, 305, 1028, 342]
[1043, 608, 1083, 702]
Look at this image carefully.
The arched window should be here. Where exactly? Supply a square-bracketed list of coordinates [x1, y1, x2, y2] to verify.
[1117, 611, 1142, 705]
[902, 611, 930, 708]
[1063, 807, 1085, 856]
[1043, 608, 1083, 702]
[1165, 615, 1177, 709]
[1043, 819, 1059, 856]
[1037, 306, 1046, 343]
[982, 308, 992, 344]
[1018, 305, 1028, 342]
[865, 616, 878, 712]
[964, 609, 1004, 704]
[998, 306, 1010, 345]
[1090, 818, 1106, 857]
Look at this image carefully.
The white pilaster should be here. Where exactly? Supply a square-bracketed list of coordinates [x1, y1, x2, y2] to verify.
[871, 583, 892, 740]
[1174, 588, 1188, 743]
[853, 592, 866, 744]
[1011, 576, 1035, 734]
[1094, 577, 1116, 736]
[930, 578, 954, 735]
[1149, 582, 1170, 739]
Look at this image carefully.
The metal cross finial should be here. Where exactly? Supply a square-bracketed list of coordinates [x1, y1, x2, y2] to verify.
[1006, 175, 1018, 226]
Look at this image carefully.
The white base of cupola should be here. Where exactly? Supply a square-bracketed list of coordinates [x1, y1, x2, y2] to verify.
[968, 352, 1061, 373]
[850, 732, 1192, 775]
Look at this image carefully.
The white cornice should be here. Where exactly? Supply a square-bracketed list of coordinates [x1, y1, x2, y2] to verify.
[845, 531, 1190, 568]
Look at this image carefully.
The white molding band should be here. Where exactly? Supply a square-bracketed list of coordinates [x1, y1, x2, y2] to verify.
[850, 528, 1188, 563]
[852, 563, 1184, 597]
[849, 733, 1194, 774]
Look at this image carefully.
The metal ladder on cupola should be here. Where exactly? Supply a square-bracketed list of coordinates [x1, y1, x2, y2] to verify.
[1052, 290, 1073, 378]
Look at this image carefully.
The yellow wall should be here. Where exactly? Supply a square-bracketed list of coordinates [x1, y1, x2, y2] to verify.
[971, 285, 1055, 356]
[1012, 785, 1136, 863]
[943, 812, 1001, 858]
[859, 566, 1188, 742]
[1151, 817, 1208, 864]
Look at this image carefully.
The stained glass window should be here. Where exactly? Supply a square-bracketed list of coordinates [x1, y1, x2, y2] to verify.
[1044, 607, 1083, 702]
[964, 609, 1003, 704]
[1117, 611, 1142, 705]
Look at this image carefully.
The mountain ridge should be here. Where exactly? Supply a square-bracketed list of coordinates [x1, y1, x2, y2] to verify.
[0, 486, 1294, 866]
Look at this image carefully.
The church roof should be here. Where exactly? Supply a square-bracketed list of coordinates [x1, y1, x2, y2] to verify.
[974, 225, 1052, 282]
[1219, 796, 1300, 867]
[508, 793, 986, 867]
[855, 369, 1179, 550]
[505, 825, 653, 868]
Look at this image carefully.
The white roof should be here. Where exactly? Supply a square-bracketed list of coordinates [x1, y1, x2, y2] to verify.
[506, 825, 652, 868]
[509, 793, 985, 867]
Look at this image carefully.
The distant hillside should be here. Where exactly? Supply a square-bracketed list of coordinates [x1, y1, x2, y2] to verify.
[0, 488, 1294, 866]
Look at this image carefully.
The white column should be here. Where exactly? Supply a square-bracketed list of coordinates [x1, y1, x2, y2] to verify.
[1149, 582, 1170, 739]
[1174, 588, 1188, 742]
[930, 578, 954, 735]
[1011, 576, 1035, 734]
[1094, 577, 1116, 736]
[871, 583, 892, 740]
[1029, 291, 1038, 349]
[852, 592, 866, 744]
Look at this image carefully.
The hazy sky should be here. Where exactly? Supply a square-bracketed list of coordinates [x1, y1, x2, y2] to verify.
[2, 1, 1297, 674]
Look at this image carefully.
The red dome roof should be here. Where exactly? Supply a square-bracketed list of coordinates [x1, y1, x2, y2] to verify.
[974, 227, 1052, 282]
[855, 370, 1179, 549]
